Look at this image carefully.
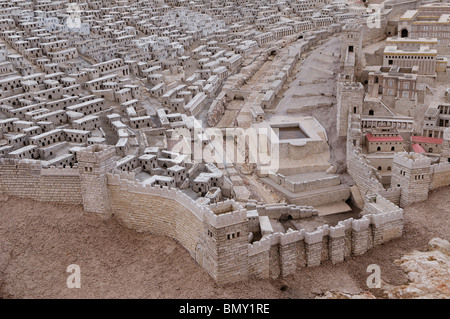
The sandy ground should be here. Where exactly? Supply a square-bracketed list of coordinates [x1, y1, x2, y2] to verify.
[0, 186, 448, 299]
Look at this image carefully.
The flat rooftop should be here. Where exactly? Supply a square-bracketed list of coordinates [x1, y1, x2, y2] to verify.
[400, 10, 418, 20]
[366, 133, 404, 142]
[274, 125, 309, 140]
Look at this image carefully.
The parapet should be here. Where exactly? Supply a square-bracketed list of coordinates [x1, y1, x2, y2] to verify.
[41, 165, 80, 176]
[393, 152, 432, 170]
[351, 216, 371, 232]
[430, 161, 450, 173]
[378, 186, 401, 198]
[305, 225, 329, 244]
[205, 199, 248, 229]
[342, 23, 362, 32]
[339, 81, 364, 92]
[364, 194, 403, 215]
[329, 223, 346, 238]
[107, 172, 212, 222]
[347, 142, 385, 195]
[77, 144, 116, 164]
[279, 228, 305, 246]
[107, 171, 135, 184]
[0, 158, 41, 171]
[370, 209, 403, 228]
[248, 237, 271, 256]
[256, 202, 317, 219]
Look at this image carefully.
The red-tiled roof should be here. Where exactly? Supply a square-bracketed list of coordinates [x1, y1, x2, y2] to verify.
[366, 133, 404, 142]
[411, 136, 443, 144]
[411, 143, 425, 153]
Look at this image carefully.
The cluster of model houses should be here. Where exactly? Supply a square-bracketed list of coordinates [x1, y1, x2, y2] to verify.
[338, 2, 450, 187]
[0, 0, 369, 202]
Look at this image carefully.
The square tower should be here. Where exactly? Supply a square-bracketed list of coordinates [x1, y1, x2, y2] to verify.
[340, 23, 363, 77]
[336, 81, 364, 137]
[391, 152, 432, 208]
[77, 144, 116, 216]
[201, 200, 249, 285]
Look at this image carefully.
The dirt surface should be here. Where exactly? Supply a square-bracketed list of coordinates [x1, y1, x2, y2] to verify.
[0, 186, 449, 299]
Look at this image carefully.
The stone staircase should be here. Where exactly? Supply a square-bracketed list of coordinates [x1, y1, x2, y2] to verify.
[262, 171, 352, 215]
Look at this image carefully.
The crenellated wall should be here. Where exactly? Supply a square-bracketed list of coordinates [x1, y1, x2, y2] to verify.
[377, 186, 401, 206]
[247, 204, 404, 279]
[0, 158, 82, 204]
[253, 202, 318, 220]
[346, 142, 385, 196]
[106, 173, 251, 285]
[107, 172, 207, 257]
[430, 162, 450, 190]
[2, 138, 447, 285]
[347, 139, 450, 208]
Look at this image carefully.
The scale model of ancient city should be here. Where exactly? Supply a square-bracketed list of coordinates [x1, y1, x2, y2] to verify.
[0, 0, 449, 299]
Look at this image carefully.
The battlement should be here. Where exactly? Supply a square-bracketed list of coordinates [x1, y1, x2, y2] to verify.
[347, 142, 385, 196]
[1, 153, 406, 285]
[431, 161, 450, 173]
[305, 225, 328, 244]
[379, 186, 401, 196]
[256, 202, 317, 219]
[279, 228, 306, 245]
[107, 170, 135, 183]
[369, 209, 403, 228]
[208, 199, 245, 215]
[107, 172, 211, 222]
[329, 223, 346, 238]
[429, 161, 450, 190]
[245, 202, 404, 277]
[41, 165, 80, 176]
[364, 194, 403, 216]
[0, 157, 41, 170]
[258, 232, 283, 246]
[248, 238, 271, 257]
[77, 144, 116, 164]
[393, 152, 432, 169]
[335, 217, 353, 231]
[342, 23, 362, 32]
[0, 156, 82, 205]
[0, 158, 80, 175]
[205, 202, 248, 229]
[339, 81, 364, 92]
[351, 215, 371, 232]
